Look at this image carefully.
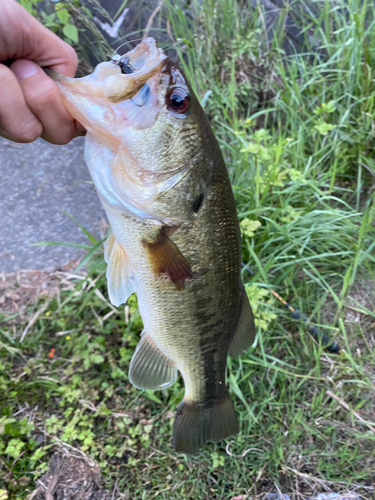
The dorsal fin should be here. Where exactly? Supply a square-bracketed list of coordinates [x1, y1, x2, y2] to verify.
[104, 232, 136, 306]
[228, 287, 256, 357]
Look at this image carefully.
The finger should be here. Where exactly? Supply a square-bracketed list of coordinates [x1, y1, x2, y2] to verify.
[0, 0, 78, 77]
[27, 25, 79, 78]
[0, 63, 42, 143]
[11, 59, 78, 145]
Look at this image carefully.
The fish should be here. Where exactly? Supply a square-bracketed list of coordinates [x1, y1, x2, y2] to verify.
[48, 38, 256, 455]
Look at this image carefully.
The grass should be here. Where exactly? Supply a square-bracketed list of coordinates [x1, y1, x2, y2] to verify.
[1, 0, 375, 498]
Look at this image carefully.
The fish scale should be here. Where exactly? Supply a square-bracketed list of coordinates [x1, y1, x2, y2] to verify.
[49, 37, 256, 455]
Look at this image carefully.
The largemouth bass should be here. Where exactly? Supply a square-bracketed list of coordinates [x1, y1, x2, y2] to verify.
[48, 38, 255, 454]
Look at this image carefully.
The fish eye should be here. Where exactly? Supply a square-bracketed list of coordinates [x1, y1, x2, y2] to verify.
[166, 88, 190, 115]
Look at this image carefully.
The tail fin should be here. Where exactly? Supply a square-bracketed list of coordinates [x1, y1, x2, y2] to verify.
[173, 386, 239, 455]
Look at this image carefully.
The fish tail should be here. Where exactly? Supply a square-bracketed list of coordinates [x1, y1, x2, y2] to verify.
[173, 386, 239, 455]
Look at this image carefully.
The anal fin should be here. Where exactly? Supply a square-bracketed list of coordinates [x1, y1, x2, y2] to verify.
[129, 331, 177, 390]
[142, 226, 192, 291]
[104, 232, 136, 307]
[228, 287, 256, 357]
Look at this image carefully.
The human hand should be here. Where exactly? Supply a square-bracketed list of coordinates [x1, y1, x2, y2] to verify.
[0, 0, 85, 144]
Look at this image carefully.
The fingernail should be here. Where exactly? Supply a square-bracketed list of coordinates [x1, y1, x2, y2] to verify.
[12, 60, 40, 79]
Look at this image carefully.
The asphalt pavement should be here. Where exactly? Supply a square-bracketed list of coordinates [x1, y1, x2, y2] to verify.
[0, 137, 106, 273]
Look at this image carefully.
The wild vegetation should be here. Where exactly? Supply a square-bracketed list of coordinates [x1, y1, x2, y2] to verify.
[1, 0, 375, 498]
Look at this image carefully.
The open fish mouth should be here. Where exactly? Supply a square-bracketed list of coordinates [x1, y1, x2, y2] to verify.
[102, 38, 166, 103]
[45, 38, 167, 137]
[46, 37, 166, 103]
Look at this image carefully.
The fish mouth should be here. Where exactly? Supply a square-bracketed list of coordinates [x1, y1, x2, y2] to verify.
[104, 38, 167, 103]
[45, 38, 167, 137]
[47, 38, 166, 102]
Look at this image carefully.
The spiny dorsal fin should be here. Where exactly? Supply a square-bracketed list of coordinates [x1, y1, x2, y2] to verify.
[142, 226, 193, 291]
[129, 331, 178, 390]
[104, 232, 136, 307]
[228, 287, 256, 358]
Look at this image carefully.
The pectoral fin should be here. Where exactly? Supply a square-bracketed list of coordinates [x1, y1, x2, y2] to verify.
[104, 232, 136, 307]
[142, 226, 193, 291]
[129, 331, 177, 390]
[228, 287, 256, 357]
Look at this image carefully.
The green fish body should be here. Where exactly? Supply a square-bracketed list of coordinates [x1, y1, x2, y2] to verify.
[51, 38, 256, 454]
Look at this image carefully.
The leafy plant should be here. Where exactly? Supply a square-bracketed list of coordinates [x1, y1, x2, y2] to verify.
[20, 0, 79, 45]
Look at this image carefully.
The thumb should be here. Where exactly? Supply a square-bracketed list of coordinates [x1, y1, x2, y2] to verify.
[0, 0, 78, 77]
